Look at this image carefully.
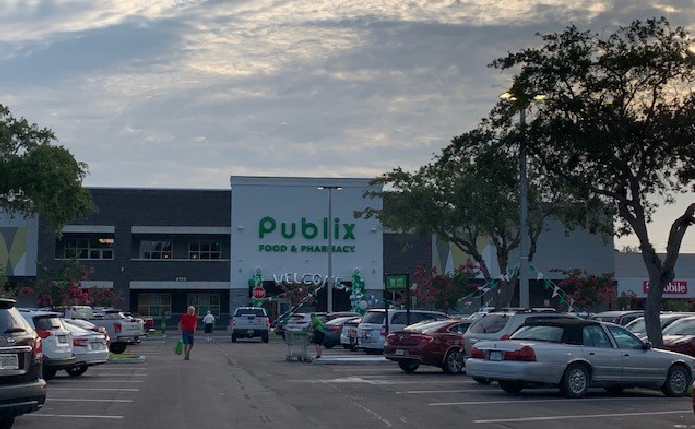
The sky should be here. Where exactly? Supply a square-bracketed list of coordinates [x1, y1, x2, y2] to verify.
[0, 0, 693, 252]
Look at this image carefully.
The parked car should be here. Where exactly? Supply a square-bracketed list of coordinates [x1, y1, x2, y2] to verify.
[341, 317, 362, 351]
[466, 317, 694, 398]
[62, 319, 110, 346]
[0, 300, 46, 428]
[324, 317, 361, 349]
[657, 316, 695, 356]
[357, 309, 447, 355]
[231, 307, 270, 343]
[385, 319, 471, 373]
[463, 309, 576, 356]
[276, 312, 327, 339]
[61, 322, 109, 377]
[625, 313, 694, 337]
[65, 307, 144, 354]
[18, 309, 74, 380]
[326, 312, 361, 321]
[591, 310, 644, 326]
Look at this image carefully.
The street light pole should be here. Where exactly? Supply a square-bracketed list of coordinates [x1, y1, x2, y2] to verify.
[318, 185, 342, 313]
[327, 187, 333, 313]
[518, 107, 530, 309]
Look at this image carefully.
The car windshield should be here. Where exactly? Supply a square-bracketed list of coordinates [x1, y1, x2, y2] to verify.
[361, 311, 385, 324]
[404, 321, 452, 333]
[34, 316, 62, 331]
[0, 308, 29, 333]
[235, 309, 266, 317]
[626, 318, 646, 334]
[326, 317, 355, 325]
[592, 316, 619, 323]
[510, 325, 565, 342]
[663, 318, 695, 336]
[468, 314, 510, 334]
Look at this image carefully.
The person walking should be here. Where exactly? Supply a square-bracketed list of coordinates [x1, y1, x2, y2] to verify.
[203, 311, 215, 342]
[178, 306, 197, 360]
[310, 313, 326, 360]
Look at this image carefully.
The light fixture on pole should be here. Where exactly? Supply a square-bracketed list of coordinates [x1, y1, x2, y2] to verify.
[318, 185, 343, 313]
[499, 92, 546, 309]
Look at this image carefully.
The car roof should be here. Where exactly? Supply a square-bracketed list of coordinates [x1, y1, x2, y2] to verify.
[523, 317, 601, 327]
[18, 309, 61, 317]
[593, 311, 643, 317]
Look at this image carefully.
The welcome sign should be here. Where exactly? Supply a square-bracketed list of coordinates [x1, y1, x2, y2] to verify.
[230, 176, 383, 290]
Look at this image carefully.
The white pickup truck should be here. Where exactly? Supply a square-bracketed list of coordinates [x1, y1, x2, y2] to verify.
[64, 306, 145, 354]
[230, 307, 270, 343]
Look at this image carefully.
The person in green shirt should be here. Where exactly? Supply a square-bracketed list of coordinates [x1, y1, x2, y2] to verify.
[310, 313, 326, 359]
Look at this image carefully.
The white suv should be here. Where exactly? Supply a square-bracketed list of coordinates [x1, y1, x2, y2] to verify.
[19, 310, 75, 379]
[358, 309, 447, 354]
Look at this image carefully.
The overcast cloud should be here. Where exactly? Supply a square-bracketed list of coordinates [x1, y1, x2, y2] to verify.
[0, 0, 693, 252]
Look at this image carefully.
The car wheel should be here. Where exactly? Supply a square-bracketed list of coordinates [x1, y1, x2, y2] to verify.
[560, 364, 590, 399]
[499, 381, 523, 394]
[109, 343, 127, 355]
[262, 335, 269, 343]
[398, 361, 420, 373]
[43, 368, 57, 380]
[442, 349, 464, 374]
[66, 365, 89, 377]
[662, 365, 689, 397]
[0, 415, 14, 429]
[472, 377, 492, 385]
[231, 334, 237, 343]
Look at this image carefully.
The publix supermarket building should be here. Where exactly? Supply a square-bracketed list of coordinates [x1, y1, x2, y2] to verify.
[6, 174, 683, 323]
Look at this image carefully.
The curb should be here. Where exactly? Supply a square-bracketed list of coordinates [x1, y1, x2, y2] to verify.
[106, 355, 147, 364]
[312, 357, 394, 366]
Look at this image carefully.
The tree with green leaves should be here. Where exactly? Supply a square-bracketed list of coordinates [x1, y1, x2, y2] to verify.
[0, 105, 94, 234]
[491, 17, 695, 345]
[360, 127, 603, 308]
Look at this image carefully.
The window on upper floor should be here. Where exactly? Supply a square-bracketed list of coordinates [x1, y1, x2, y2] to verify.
[55, 235, 114, 260]
[188, 239, 221, 260]
[139, 240, 173, 260]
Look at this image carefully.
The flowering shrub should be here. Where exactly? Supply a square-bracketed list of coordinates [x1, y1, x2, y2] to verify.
[413, 262, 479, 312]
[552, 269, 615, 310]
[27, 261, 106, 308]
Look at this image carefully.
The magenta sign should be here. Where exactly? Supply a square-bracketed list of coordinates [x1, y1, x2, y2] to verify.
[643, 281, 688, 295]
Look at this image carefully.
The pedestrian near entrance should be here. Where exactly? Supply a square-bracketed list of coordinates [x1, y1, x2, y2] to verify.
[179, 306, 197, 360]
[310, 313, 326, 359]
[203, 311, 215, 342]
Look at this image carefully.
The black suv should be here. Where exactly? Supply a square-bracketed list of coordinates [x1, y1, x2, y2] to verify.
[0, 299, 46, 428]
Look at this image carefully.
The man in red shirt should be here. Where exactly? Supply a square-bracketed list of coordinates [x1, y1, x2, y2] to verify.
[179, 306, 198, 360]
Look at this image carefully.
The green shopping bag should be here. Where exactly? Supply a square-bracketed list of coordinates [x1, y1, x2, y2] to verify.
[174, 339, 184, 355]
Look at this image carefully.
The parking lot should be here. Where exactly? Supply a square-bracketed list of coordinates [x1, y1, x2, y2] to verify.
[13, 336, 695, 429]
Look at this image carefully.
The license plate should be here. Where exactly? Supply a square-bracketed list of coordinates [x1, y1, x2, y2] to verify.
[57, 336, 67, 344]
[395, 349, 405, 356]
[247, 330, 254, 334]
[490, 351, 503, 361]
[0, 354, 19, 370]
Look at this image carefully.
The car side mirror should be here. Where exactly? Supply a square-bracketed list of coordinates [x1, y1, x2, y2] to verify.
[642, 341, 652, 350]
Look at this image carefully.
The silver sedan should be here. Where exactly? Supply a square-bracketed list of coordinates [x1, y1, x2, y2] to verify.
[466, 318, 694, 398]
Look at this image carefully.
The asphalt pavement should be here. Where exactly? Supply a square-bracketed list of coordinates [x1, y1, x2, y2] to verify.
[13, 335, 695, 429]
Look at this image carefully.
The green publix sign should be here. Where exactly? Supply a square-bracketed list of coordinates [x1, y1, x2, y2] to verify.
[258, 216, 357, 253]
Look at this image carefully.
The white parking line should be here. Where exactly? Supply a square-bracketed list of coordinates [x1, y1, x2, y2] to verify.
[48, 399, 134, 403]
[473, 410, 691, 424]
[50, 380, 143, 383]
[86, 374, 148, 377]
[49, 388, 140, 392]
[432, 397, 682, 406]
[397, 389, 494, 394]
[90, 367, 147, 370]
[28, 414, 124, 419]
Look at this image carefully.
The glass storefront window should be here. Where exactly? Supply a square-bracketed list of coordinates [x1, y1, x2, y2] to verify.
[187, 294, 220, 317]
[56, 235, 114, 260]
[188, 239, 221, 260]
[137, 294, 172, 317]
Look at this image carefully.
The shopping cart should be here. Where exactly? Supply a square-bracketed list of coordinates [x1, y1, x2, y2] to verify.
[284, 329, 312, 362]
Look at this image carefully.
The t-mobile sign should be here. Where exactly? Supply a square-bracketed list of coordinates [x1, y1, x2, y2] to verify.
[643, 281, 688, 295]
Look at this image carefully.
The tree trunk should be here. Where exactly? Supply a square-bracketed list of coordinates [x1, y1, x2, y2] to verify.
[642, 246, 665, 346]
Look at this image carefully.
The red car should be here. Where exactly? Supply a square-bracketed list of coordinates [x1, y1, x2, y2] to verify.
[385, 319, 471, 374]
[658, 316, 695, 356]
